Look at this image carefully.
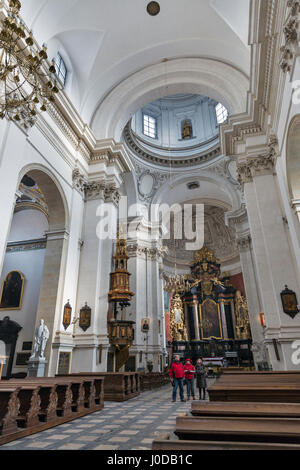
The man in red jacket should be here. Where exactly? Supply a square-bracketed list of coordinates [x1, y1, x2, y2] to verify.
[184, 358, 196, 400]
[169, 354, 185, 402]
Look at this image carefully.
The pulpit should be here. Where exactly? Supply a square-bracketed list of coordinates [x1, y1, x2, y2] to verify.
[107, 233, 135, 371]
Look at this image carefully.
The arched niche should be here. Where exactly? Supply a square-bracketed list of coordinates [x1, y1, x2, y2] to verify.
[287, 115, 300, 202]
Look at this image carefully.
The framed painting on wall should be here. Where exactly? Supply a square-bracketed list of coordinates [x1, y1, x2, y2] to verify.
[0, 271, 25, 310]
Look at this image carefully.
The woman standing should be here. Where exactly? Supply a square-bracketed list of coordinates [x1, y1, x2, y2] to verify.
[195, 358, 207, 400]
[183, 358, 196, 401]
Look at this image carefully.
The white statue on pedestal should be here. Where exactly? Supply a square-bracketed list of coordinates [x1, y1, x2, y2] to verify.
[30, 319, 50, 360]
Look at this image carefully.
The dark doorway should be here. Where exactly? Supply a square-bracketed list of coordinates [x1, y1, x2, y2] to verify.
[0, 316, 22, 379]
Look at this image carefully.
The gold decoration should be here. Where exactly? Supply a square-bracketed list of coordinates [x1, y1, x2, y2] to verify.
[192, 246, 218, 264]
[108, 232, 134, 303]
[235, 290, 251, 339]
[170, 294, 188, 341]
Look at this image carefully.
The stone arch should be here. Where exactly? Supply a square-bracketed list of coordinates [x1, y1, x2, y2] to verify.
[18, 163, 70, 231]
[91, 58, 249, 141]
[1, 164, 70, 376]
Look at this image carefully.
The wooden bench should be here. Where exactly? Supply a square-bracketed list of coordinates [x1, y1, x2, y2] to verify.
[191, 401, 300, 418]
[208, 383, 300, 402]
[208, 371, 300, 402]
[140, 372, 170, 391]
[0, 376, 105, 447]
[175, 415, 300, 444]
[9, 379, 73, 419]
[62, 373, 140, 402]
[0, 384, 41, 429]
[216, 371, 300, 384]
[0, 388, 20, 436]
[152, 433, 300, 450]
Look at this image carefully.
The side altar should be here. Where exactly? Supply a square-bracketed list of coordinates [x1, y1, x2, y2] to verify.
[166, 247, 253, 368]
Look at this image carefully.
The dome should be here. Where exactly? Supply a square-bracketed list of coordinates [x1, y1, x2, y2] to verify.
[124, 94, 228, 167]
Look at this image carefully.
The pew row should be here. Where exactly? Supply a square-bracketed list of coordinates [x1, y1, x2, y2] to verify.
[208, 384, 300, 402]
[191, 401, 300, 418]
[59, 372, 140, 401]
[174, 415, 300, 444]
[140, 372, 170, 391]
[0, 375, 104, 446]
[152, 433, 300, 450]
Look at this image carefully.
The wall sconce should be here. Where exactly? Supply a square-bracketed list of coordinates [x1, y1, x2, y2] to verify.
[259, 312, 266, 327]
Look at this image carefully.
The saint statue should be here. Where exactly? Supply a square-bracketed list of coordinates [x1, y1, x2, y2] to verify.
[182, 120, 192, 140]
[30, 319, 50, 360]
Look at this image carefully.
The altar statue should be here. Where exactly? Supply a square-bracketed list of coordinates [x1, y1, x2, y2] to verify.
[30, 319, 50, 360]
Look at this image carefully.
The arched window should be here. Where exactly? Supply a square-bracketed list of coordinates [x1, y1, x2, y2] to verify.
[215, 103, 228, 124]
[53, 52, 68, 85]
[143, 114, 157, 139]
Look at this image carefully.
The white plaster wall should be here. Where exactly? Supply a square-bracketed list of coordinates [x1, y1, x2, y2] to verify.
[9, 210, 49, 242]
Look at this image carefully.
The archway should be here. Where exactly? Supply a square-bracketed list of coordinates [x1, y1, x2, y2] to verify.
[91, 58, 249, 141]
[0, 166, 68, 376]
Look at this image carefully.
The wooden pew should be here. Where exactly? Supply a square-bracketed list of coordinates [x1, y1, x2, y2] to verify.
[0, 375, 105, 447]
[216, 371, 300, 384]
[191, 401, 300, 418]
[208, 371, 300, 402]
[152, 433, 300, 450]
[9, 379, 73, 418]
[0, 388, 20, 436]
[208, 385, 300, 403]
[62, 372, 140, 402]
[175, 415, 300, 444]
[140, 372, 170, 391]
[9, 384, 41, 428]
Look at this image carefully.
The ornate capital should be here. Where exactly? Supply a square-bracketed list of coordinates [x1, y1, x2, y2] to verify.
[237, 136, 278, 184]
[72, 168, 86, 195]
[237, 235, 252, 252]
[84, 181, 106, 201]
[127, 243, 147, 259]
[280, 1, 300, 73]
[104, 186, 120, 206]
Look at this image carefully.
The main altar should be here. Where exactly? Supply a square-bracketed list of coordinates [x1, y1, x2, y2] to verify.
[167, 247, 253, 368]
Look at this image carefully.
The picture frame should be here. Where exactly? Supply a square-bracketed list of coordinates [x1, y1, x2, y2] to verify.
[0, 271, 25, 310]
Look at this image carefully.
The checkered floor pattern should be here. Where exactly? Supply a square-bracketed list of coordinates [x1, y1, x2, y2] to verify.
[0, 383, 211, 451]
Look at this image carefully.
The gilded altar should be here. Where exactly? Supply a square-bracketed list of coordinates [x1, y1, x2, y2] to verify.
[165, 247, 252, 365]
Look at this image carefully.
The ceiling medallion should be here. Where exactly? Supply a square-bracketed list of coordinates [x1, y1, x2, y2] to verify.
[147, 1, 160, 16]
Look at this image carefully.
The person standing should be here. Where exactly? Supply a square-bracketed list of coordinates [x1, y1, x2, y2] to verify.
[169, 354, 185, 402]
[196, 358, 207, 400]
[184, 358, 196, 401]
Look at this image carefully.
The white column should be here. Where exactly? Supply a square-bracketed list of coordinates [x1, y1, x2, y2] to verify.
[238, 146, 300, 370]
[72, 181, 118, 372]
[237, 234, 265, 358]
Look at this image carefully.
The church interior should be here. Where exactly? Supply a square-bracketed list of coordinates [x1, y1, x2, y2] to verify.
[0, 0, 300, 453]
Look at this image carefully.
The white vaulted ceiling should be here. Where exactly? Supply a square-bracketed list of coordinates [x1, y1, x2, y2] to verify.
[20, 0, 251, 126]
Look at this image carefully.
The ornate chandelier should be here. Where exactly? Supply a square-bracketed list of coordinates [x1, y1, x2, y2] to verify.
[0, 0, 60, 127]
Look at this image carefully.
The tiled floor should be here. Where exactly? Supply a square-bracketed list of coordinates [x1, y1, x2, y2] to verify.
[0, 384, 210, 451]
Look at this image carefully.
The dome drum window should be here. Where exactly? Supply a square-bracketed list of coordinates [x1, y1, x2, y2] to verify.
[143, 114, 157, 139]
[215, 103, 228, 124]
